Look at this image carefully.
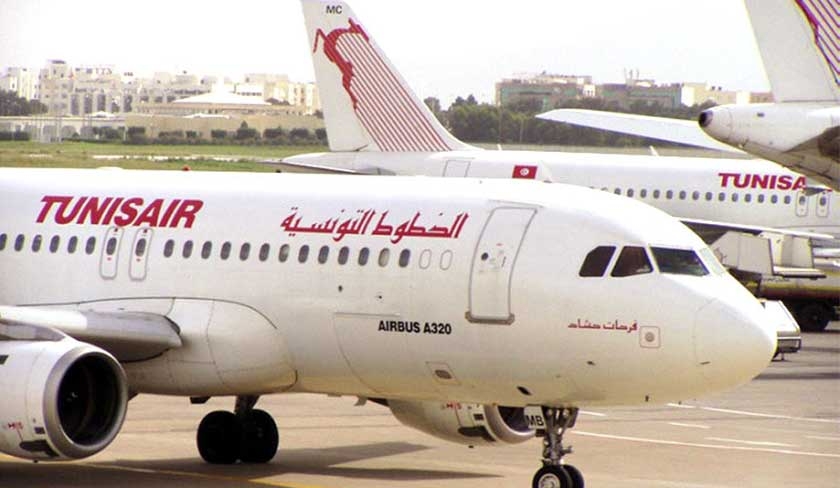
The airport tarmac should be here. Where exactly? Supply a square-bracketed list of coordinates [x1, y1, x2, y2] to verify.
[2, 323, 838, 488]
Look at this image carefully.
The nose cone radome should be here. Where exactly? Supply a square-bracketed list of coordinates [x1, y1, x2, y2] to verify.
[699, 106, 732, 143]
[693, 299, 776, 393]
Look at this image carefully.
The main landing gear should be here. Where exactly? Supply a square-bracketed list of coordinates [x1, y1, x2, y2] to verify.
[532, 407, 584, 488]
[196, 395, 279, 464]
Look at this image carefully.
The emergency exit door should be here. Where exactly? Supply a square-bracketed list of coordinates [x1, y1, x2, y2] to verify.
[466, 207, 536, 324]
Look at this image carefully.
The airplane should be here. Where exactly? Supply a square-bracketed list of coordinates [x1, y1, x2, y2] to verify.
[284, 0, 840, 330]
[538, 0, 840, 190]
[0, 167, 775, 488]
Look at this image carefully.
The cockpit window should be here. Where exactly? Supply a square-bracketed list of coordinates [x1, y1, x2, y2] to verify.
[651, 247, 708, 276]
[579, 246, 616, 277]
[611, 246, 653, 277]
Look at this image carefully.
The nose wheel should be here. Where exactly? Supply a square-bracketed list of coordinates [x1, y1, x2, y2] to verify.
[196, 395, 279, 464]
[532, 407, 583, 488]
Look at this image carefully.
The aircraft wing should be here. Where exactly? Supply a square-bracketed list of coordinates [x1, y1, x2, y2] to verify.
[256, 158, 363, 174]
[537, 109, 746, 154]
[0, 306, 181, 362]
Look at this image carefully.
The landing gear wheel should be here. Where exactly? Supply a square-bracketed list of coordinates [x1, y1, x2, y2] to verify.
[796, 303, 830, 332]
[532, 465, 572, 488]
[197, 410, 241, 464]
[239, 409, 279, 463]
[564, 464, 584, 488]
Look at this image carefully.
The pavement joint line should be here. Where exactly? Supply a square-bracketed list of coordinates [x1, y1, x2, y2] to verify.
[572, 430, 840, 459]
[807, 435, 840, 441]
[579, 410, 607, 417]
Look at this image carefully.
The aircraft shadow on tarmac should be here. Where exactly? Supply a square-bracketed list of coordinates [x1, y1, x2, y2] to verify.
[1, 442, 499, 486]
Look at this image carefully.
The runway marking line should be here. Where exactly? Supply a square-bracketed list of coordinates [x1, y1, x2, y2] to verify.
[808, 435, 840, 442]
[572, 430, 840, 459]
[667, 422, 710, 430]
[669, 404, 840, 424]
[705, 437, 796, 448]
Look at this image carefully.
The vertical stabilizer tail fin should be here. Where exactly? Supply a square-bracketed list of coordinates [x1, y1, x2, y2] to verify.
[744, 0, 840, 102]
[301, 0, 471, 152]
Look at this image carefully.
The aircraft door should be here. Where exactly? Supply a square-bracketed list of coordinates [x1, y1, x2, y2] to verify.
[466, 207, 536, 324]
[443, 159, 470, 177]
[129, 227, 153, 281]
[795, 191, 809, 217]
[99, 226, 124, 280]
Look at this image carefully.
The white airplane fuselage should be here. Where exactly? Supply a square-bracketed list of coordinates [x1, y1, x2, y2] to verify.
[0, 169, 774, 412]
[286, 150, 840, 246]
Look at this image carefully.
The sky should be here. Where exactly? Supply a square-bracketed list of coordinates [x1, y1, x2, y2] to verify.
[0, 0, 769, 105]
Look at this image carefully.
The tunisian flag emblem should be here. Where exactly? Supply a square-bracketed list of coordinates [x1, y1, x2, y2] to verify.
[512, 164, 537, 179]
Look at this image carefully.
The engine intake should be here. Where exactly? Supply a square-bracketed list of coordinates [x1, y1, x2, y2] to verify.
[0, 338, 128, 460]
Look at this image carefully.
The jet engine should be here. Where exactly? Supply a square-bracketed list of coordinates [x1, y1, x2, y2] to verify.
[387, 400, 534, 446]
[0, 333, 128, 461]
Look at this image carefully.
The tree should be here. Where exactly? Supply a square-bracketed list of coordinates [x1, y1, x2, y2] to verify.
[0, 90, 47, 116]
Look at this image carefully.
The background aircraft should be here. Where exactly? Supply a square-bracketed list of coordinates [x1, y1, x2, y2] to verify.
[539, 0, 840, 190]
[0, 168, 775, 488]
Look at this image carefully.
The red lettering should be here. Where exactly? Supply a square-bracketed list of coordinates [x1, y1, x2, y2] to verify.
[76, 197, 113, 225]
[751, 174, 769, 190]
[158, 199, 181, 228]
[113, 198, 143, 227]
[768, 175, 778, 189]
[37, 196, 71, 223]
[134, 199, 163, 227]
[733, 174, 750, 189]
[777, 175, 793, 190]
[168, 200, 203, 229]
[56, 197, 87, 225]
[102, 197, 124, 225]
[718, 172, 738, 188]
[793, 176, 806, 190]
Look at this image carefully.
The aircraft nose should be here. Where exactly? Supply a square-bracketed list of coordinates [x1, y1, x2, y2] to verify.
[693, 299, 776, 391]
[698, 106, 732, 143]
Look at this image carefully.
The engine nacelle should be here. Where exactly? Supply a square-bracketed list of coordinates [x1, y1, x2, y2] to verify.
[0, 332, 128, 460]
[387, 400, 534, 446]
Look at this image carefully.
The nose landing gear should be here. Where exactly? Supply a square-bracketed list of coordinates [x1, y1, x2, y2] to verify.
[196, 395, 279, 464]
[532, 407, 584, 488]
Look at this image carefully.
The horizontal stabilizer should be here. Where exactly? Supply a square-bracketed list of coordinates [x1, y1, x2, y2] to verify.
[537, 109, 745, 154]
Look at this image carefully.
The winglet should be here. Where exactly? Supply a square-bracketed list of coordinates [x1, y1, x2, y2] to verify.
[744, 0, 840, 103]
[301, 0, 473, 152]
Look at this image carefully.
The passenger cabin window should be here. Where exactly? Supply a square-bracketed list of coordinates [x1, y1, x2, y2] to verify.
[85, 237, 96, 255]
[338, 246, 350, 265]
[67, 236, 78, 254]
[32, 235, 43, 252]
[399, 249, 411, 268]
[579, 246, 616, 277]
[106, 237, 118, 256]
[298, 245, 309, 263]
[259, 243, 270, 262]
[164, 239, 175, 258]
[358, 247, 370, 266]
[49, 235, 60, 253]
[135, 238, 147, 257]
[14, 234, 24, 252]
[318, 245, 329, 264]
[240, 243, 251, 261]
[221, 242, 232, 260]
[182, 240, 193, 258]
[201, 241, 212, 259]
[611, 246, 653, 277]
[278, 244, 290, 262]
[0, 233, 6, 251]
[651, 247, 708, 276]
[378, 248, 391, 267]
